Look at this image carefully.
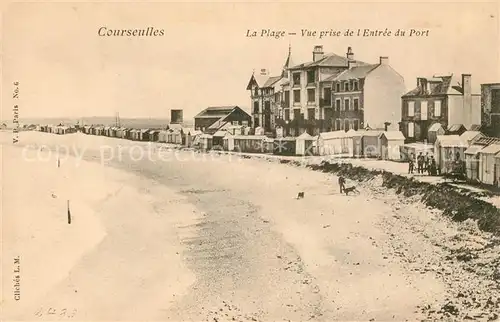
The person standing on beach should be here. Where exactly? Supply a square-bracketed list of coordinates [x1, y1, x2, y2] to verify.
[417, 152, 424, 174]
[338, 176, 346, 193]
[424, 152, 430, 173]
[408, 157, 414, 174]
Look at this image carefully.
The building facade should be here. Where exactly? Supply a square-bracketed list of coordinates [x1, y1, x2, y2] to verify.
[328, 56, 405, 133]
[401, 74, 481, 142]
[247, 45, 405, 137]
[246, 47, 293, 135]
[194, 106, 251, 133]
[481, 83, 500, 137]
[280, 46, 356, 136]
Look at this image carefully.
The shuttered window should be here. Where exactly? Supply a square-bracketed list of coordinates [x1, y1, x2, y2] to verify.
[408, 101, 415, 117]
[434, 100, 441, 117]
[408, 122, 414, 137]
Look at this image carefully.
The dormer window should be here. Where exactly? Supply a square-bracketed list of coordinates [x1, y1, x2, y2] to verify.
[336, 83, 341, 92]
[353, 81, 359, 91]
[344, 82, 349, 92]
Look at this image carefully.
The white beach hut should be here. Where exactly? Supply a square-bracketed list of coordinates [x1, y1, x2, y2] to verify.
[296, 132, 314, 156]
[379, 131, 405, 161]
[317, 131, 346, 156]
[464, 144, 483, 182]
[435, 135, 467, 174]
[223, 132, 235, 151]
[478, 144, 500, 185]
[158, 130, 168, 143]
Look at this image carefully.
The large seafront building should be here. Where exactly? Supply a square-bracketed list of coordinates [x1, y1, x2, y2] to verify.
[400, 74, 481, 142]
[246, 45, 406, 137]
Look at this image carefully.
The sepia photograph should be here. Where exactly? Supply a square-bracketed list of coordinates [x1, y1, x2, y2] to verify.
[1, 1, 500, 321]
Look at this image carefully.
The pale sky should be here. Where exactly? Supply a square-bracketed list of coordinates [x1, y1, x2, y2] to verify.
[1, 1, 499, 121]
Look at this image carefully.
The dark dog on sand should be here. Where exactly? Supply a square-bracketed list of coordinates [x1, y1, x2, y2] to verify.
[343, 186, 359, 195]
[297, 192, 305, 199]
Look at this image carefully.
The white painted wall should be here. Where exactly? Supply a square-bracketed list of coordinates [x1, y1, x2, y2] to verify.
[447, 95, 464, 125]
[363, 64, 406, 129]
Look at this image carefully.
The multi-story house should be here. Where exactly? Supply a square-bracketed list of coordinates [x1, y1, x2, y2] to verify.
[481, 83, 500, 137]
[280, 46, 357, 136]
[401, 74, 481, 142]
[248, 45, 404, 137]
[246, 47, 293, 135]
[327, 56, 405, 133]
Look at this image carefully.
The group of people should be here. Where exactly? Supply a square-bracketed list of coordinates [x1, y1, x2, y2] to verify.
[408, 152, 438, 176]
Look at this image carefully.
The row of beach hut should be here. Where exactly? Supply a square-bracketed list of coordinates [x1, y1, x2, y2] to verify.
[432, 130, 500, 186]
[36, 122, 500, 187]
[37, 124, 78, 135]
[79, 125, 204, 147]
[195, 129, 408, 160]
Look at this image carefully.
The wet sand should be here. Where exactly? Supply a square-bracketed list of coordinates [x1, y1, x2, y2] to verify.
[4, 132, 498, 321]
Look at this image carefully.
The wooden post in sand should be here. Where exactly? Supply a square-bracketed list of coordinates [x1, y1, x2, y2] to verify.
[67, 200, 71, 224]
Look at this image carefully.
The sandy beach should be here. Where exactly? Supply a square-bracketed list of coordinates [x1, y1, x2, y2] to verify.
[1, 131, 499, 321]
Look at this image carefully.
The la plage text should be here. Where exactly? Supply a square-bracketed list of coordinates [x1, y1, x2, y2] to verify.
[246, 28, 429, 39]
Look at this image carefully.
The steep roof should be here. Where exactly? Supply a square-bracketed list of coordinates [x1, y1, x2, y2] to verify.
[195, 106, 240, 119]
[297, 132, 313, 139]
[428, 123, 444, 132]
[208, 120, 232, 131]
[333, 64, 379, 81]
[321, 70, 346, 82]
[474, 136, 500, 146]
[460, 131, 483, 143]
[436, 135, 465, 147]
[465, 145, 484, 155]
[480, 144, 500, 155]
[379, 131, 405, 141]
[402, 74, 481, 97]
[448, 124, 467, 132]
[247, 73, 283, 90]
[263, 76, 282, 88]
[282, 45, 294, 77]
[466, 124, 482, 131]
[289, 52, 368, 70]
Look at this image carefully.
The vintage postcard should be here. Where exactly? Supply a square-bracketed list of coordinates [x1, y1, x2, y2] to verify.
[1, 1, 500, 321]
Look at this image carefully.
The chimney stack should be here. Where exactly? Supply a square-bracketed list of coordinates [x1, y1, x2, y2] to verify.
[346, 47, 354, 60]
[313, 45, 324, 62]
[348, 60, 358, 69]
[379, 56, 389, 65]
[418, 77, 428, 94]
[462, 74, 472, 124]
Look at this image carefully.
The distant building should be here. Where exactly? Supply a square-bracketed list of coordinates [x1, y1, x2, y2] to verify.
[401, 74, 481, 142]
[194, 106, 251, 134]
[171, 109, 184, 124]
[247, 45, 405, 137]
[481, 83, 500, 137]
[246, 46, 293, 135]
